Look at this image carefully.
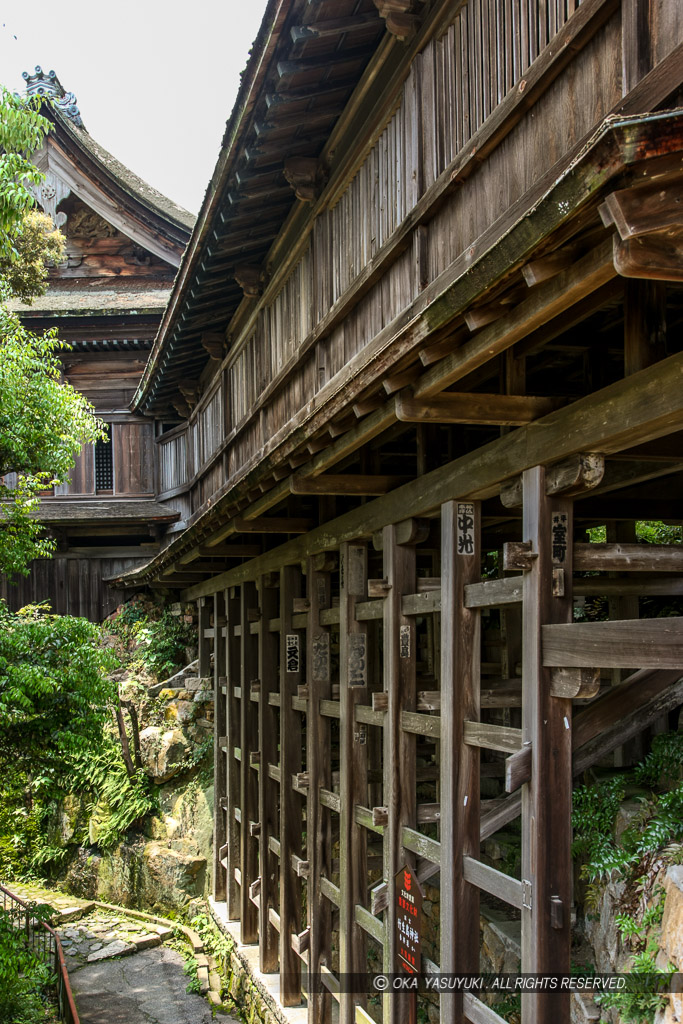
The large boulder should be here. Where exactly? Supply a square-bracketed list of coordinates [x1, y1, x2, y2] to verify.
[142, 840, 206, 910]
[138, 726, 191, 783]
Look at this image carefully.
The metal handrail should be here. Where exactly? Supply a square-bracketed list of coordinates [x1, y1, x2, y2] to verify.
[0, 882, 80, 1024]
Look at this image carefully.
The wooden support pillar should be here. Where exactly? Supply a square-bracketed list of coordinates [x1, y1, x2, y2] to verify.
[280, 565, 304, 1005]
[213, 590, 227, 903]
[240, 581, 260, 944]
[306, 559, 333, 1024]
[259, 576, 280, 973]
[382, 524, 417, 1024]
[624, 280, 666, 376]
[440, 500, 481, 1023]
[225, 587, 241, 920]
[339, 541, 369, 1024]
[521, 468, 572, 1024]
[198, 596, 211, 677]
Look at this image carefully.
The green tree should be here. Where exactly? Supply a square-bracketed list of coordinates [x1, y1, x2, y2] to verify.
[0, 85, 104, 575]
[0, 604, 116, 774]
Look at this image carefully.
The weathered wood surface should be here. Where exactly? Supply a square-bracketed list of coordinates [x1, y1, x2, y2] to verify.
[543, 618, 683, 669]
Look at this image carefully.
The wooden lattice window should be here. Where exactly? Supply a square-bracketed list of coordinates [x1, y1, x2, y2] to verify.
[95, 424, 113, 492]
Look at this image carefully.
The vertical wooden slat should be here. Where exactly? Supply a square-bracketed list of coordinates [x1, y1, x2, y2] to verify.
[339, 541, 369, 1024]
[225, 588, 241, 920]
[259, 576, 280, 973]
[440, 501, 481, 1023]
[240, 581, 260, 944]
[382, 525, 417, 1024]
[521, 468, 572, 1024]
[280, 565, 304, 1005]
[622, 0, 652, 95]
[306, 560, 333, 1024]
[213, 590, 227, 903]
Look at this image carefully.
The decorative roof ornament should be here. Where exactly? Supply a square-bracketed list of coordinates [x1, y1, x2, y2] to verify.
[22, 66, 84, 128]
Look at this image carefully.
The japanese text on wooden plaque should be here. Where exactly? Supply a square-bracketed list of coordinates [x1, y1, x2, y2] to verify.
[286, 634, 300, 673]
[348, 632, 367, 686]
[395, 865, 422, 972]
[457, 502, 476, 557]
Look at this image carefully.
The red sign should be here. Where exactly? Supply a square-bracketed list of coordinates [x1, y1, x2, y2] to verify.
[394, 864, 423, 972]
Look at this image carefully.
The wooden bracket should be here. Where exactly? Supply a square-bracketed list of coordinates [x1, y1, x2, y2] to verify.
[503, 541, 538, 571]
[249, 750, 260, 767]
[613, 229, 683, 283]
[371, 806, 389, 827]
[505, 743, 532, 793]
[248, 877, 261, 901]
[599, 181, 683, 240]
[550, 667, 601, 699]
[373, 0, 423, 39]
[367, 578, 392, 597]
[200, 331, 226, 360]
[234, 264, 264, 298]
[550, 895, 564, 930]
[249, 820, 261, 837]
[373, 517, 430, 549]
[291, 854, 310, 877]
[283, 157, 328, 202]
[501, 453, 605, 508]
[370, 881, 389, 915]
[178, 381, 201, 409]
[522, 250, 574, 287]
[371, 691, 389, 712]
[291, 927, 310, 954]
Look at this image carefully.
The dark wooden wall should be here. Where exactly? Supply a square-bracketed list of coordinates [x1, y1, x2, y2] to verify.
[0, 555, 147, 620]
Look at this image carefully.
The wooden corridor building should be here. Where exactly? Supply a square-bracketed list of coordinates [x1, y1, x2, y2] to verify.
[109, 0, 683, 1020]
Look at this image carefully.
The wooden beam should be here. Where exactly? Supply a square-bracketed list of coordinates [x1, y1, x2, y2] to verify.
[290, 474, 404, 496]
[573, 543, 683, 573]
[613, 228, 683, 283]
[213, 592, 227, 903]
[225, 588, 241, 919]
[182, 544, 262, 562]
[414, 240, 615, 399]
[600, 182, 683, 240]
[234, 517, 312, 534]
[543, 617, 683, 669]
[240, 582, 260, 943]
[396, 392, 563, 425]
[183, 352, 683, 601]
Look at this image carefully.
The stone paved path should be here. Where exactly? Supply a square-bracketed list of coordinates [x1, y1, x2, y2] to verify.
[7, 883, 240, 1024]
[69, 946, 215, 1024]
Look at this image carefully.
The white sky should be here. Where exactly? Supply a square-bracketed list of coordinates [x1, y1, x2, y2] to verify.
[0, 1, 269, 215]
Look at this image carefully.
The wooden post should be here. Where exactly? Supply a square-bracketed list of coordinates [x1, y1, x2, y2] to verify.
[440, 500, 481, 1023]
[624, 280, 666, 375]
[198, 596, 211, 678]
[521, 468, 572, 1024]
[280, 565, 304, 1005]
[339, 541, 369, 1024]
[213, 590, 227, 903]
[382, 524, 417, 1024]
[306, 559, 333, 1024]
[225, 587, 241, 920]
[240, 581, 260, 944]
[259, 575, 280, 973]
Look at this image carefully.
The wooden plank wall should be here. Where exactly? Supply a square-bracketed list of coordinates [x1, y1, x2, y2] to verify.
[0, 555, 146, 619]
[205, 482, 683, 1024]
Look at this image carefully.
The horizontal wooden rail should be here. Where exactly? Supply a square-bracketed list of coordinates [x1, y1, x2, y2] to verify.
[320, 877, 341, 907]
[462, 856, 523, 908]
[355, 904, 384, 944]
[465, 577, 523, 608]
[401, 710, 441, 738]
[464, 721, 524, 753]
[402, 826, 441, 865]
[464, 993, 510, 1024]
[543, 617, 683, 668]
